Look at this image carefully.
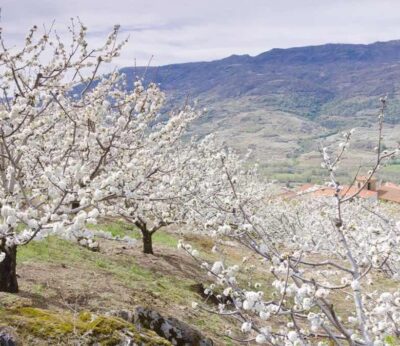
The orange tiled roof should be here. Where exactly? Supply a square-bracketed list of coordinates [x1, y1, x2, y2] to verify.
[356, 176, 377, 181]
[275, 189, 297, 199]
[297, 183, 315, 192]
[296, 180, 400, 203]
[381, 182, 400, 190]
[377, 183, 400, 203]
[339, 186, 378, 199]
[297, 184, 378, 199]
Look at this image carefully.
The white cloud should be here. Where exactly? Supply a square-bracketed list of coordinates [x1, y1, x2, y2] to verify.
[2, 0, 400, 67]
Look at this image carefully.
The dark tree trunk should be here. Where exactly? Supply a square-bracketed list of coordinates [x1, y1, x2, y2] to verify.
[142, 229, 154, 255]
[0, 244, 18, 293]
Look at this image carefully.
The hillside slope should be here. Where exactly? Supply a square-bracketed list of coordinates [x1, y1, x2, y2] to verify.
[0, 222, 242, 345]
[120, 40, 400, 183]
[122, 40, 400, 120]
[2, 219, 399, 345]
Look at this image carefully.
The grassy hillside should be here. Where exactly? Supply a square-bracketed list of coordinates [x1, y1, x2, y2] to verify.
[0, 222, 242, 345]
[2, 219, 400, 345]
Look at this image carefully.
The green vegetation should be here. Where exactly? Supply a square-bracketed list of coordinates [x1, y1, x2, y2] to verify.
[384, 335, 400, 346]
[152, 232, 178, 248]
[18, 235, 189, 304]
[12, 224, 236, 344]
[382, 161, 400, 173]
[87, 221, 178, 248]
[8, 221, 400, 344]
[87, 220, 135, 238]
[381, 160, 400, 183]
[0, 306, 171, 345]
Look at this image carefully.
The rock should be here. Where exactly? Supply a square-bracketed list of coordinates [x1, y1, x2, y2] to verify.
[87, 239, 100, 251]
[115, 309, 134, 322]
[1, 307, 171, 346]
[112, 307, 213, 346]
[190, 283, 233, 305]
[0, 330, 16, 346]
[78, 238, 88, 247]
[77, 237, 100, 252]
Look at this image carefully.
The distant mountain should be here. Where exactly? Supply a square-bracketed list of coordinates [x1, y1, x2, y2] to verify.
[122, 40, 400, 121]
[119, 40, 400, 183]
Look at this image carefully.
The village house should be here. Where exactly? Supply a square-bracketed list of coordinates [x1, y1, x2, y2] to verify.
[280, 176, 400, 204]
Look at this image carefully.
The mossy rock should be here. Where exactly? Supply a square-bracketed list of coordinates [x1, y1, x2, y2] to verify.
[0, 292, 33, 309]
[0, 306, 172, 345]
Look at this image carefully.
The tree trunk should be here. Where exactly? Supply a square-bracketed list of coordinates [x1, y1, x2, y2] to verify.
[142, 229, 154, 255]
[0, 244, 18, 293]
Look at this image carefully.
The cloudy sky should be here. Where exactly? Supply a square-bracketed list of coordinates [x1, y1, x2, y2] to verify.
[2, 0, 400, 67]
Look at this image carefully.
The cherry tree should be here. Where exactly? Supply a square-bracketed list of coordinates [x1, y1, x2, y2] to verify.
[0, 21, 130, 292]
[180, 99, 400, 345]
[95, 131, 260, 255]
[0, 20, 188, 291]
[93, 104, 200, 254]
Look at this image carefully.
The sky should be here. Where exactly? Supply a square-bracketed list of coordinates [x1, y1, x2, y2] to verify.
[2, 0, 400, 68]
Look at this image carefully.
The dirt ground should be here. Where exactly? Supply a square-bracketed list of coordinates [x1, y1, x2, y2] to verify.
[0, 233, 241, 345]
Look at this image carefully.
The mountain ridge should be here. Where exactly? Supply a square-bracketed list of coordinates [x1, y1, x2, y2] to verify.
[121, 39, 400, 120]
[119, 40, 400, 183]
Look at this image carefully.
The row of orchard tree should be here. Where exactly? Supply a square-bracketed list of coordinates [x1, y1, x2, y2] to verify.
[0, 22, 206, 290]
[0, 22, 400, 345]
[178, 99, 400, 345]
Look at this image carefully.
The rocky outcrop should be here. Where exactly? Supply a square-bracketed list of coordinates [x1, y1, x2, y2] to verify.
[0, 307, 171, 346]
[113, 307, 213, 346]
[0, 330, 16, 346]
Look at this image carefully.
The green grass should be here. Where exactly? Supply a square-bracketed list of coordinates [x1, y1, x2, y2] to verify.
[15, 224, 242, 343]
[87, 220, 178, 248]
[382, 163, 400, 174]
[18, 237, 86, 264]
[86, 220, 137, 238]
[17, 234, 192, 305]
[381, 163, 400, 183]
[152, 232, 178, 248]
